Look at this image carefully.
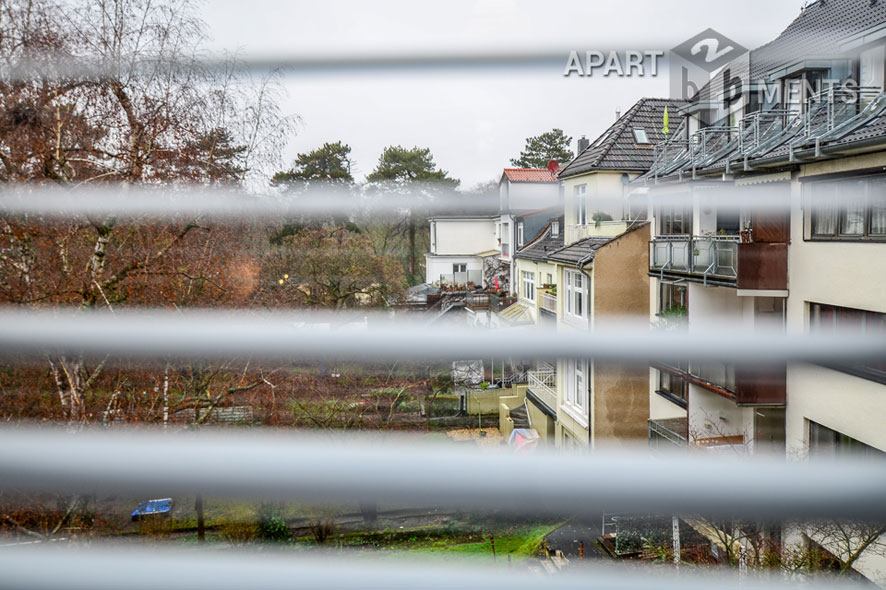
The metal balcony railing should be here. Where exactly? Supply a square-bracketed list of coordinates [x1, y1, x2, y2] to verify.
[438, 270, 482, 289]
[648, 418, 689, 450]
[489, 292, 516, 312]
[692, 236, 739, 281]
[650, 235, 738, 285]
[465, 292, 490, 309]
[689, 126, 738, 176]
[649, 234, 691, 275]
[527, 368, 557, 410]
[539, 291, 557, 314]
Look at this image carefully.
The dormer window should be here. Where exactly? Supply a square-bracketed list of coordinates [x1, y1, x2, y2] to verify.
[633, 128, 650, 144]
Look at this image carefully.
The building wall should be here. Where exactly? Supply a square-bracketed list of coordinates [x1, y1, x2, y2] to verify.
[525, 398, 556, 443]
[591, 224, 651, 445]
[785, 153, 886, 458]
[424, 254, 483, 286]
[429, 218, 497, 256]
[561, 171, 639, 245]
[501, 180, 559, 212]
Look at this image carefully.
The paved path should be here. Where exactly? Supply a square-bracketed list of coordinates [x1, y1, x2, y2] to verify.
[544, 517, 607, 560]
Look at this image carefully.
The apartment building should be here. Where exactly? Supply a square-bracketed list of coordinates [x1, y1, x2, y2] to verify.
[640, 0, 886, 581]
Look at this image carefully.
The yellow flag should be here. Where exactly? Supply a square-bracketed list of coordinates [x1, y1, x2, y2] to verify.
[662, 106, 670, 135]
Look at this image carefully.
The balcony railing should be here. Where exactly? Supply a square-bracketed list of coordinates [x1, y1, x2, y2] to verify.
[539, 291, 557, 314]
[438, 270, 482, 289]
[489, 292, 516, 312]
[648, 418, 688, 451]
[527, 368, 557, 411]
[465, 292, 489, 310]
[649, 235, 739, 285]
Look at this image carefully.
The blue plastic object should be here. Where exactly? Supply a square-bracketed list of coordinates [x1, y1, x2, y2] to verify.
[131, 498, 173, 521]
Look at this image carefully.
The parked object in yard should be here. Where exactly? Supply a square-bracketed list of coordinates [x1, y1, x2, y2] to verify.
[131, 498, 173, 522]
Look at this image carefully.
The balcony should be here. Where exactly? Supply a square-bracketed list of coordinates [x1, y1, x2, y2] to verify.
[437, 270, 482, 289]
[527, 368, 557, 412]
[648, 418, 688, 451]
[539, 291, 557, 315]
[564, 221, 629, 245]
[465, 292, 489, 310]
[650, 236, 787, 290]
[489, 292, 516, 313]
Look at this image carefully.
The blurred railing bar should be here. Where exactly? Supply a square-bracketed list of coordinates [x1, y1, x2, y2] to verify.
[0, 310, 883, 364]
[0, 185, 799, 219]
[3, 49, 612, 80]
[0, 545, 865, 590]
[1, 429, 885, 521]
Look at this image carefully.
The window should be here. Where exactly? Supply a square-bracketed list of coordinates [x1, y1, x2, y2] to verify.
[564, 359, 589, 418]
[657, 368, 688, 406]
[564, 270, 588, 321]
[521, 271, 535, 302]
[808, 176, 886, 240]
[573, 184, 587, 225]
[658, 203, 691, 235]
[633, 128, 649, 144]
[517, 222, 524, 247]
[809, 421, 884, 459]
[551, 220, 560, 236]
[809, 303, 886, 383]
[658, 282, 687, 314]
[453, 263, 466, 274]
[546, 273, 553, 285]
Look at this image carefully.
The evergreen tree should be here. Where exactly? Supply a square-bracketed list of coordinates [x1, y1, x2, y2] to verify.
[510, 128, 574, 168]
[366, 146, 459, 284]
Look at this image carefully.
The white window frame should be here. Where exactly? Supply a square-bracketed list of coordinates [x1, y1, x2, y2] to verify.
[517, 222, 524, 247]
[563, 359, 589, 426]
[521, 270, 535, 303]
[573, 184, 587, 226]
[564, 270, 588, 321]
[452, 263, 467, 274]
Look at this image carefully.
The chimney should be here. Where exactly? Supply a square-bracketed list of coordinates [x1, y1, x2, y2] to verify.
[615, 108, 622, 120]
[577, 135, 590, 153]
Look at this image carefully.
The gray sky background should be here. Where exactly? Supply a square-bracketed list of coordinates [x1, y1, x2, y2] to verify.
[201, 0, 805, 188]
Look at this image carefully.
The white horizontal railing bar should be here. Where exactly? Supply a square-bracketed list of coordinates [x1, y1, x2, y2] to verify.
[0, 185, 803, 219]
[1, 48, 635, 80]
[0, 545, 865, 590]
[0, 310, 883, 364]
[1, 429, 885, 521]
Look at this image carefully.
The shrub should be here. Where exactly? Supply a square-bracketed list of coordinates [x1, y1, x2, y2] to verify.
[221, 521, 258, 546]
[256, 505, 291, 543]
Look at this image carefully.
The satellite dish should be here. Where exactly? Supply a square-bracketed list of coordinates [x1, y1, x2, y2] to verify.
[546, 159, 559, 174]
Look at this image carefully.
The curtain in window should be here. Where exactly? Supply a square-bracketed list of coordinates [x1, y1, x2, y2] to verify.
[871, 188, 886, 236]
[811, 183, 836, 235]
[840, 197, 866, 235]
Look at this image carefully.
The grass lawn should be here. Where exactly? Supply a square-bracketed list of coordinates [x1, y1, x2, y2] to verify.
[404, 522, 562, 561]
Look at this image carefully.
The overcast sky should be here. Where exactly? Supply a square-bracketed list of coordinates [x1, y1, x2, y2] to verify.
[201, 1, 805, 188]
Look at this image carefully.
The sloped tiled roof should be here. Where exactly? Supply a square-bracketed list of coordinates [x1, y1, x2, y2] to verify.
[690, 0, 886, 109]
[749, 0, 886, 80]
[547, 222, 650, 267]
[502, 168, 558, 182]
[547, 236, 611, 265]
[513, 220, 564, 262]
[558, 98, 690, 178]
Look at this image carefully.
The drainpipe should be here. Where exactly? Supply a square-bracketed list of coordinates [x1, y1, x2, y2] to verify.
[576, 253, 595, 330]
[576, 253, 595, 435]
